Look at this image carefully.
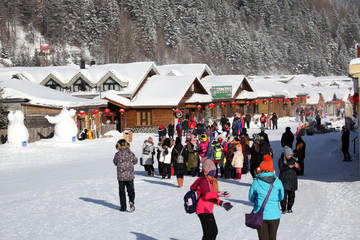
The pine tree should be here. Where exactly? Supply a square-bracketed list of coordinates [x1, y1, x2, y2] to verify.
[0, 87, 8, 129]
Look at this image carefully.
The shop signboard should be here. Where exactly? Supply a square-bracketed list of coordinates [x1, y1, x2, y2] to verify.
[211, 86, 232, 99]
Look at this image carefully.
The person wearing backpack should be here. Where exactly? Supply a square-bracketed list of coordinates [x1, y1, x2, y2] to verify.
[171, 137, 188, 188]
[206, 139, 224, 178]
[190, 158, 233, 240]
[141, 136, 155, 176]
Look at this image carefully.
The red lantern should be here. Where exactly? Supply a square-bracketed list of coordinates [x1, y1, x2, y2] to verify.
[278, 99, 282, 102]
[231, 101, 236, 106]
[79, 110, 85, 115]
[287, 99, 291, 103]
[270, 97, 274, 102]
[119, 109, 125, 114]
[284, 98, 287, 101]
[254, 100, 259, 105]
[245, 101, 250, 105]
[197, 105, 202, 109]
[294, 98, 298, 102]
[307, 96, 310, 99]
[264, 99, 268, 103]
[220, 102, 225, 107]
[209, 103, 214, 108]
[93, 109, 99, 114]
[104, 109, 110, 114]
[301, 96, 306, 100]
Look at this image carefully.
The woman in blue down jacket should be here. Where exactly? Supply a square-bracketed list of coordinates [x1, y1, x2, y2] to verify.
[249, 154, 284, 240]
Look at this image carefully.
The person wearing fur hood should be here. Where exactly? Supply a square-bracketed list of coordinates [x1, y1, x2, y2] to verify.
[142, 137, 155, 176]
[113, 139, 138, 212]
[231, 143, 244, 179]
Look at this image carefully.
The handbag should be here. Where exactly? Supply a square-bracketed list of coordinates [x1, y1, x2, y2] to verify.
[245, 179, 275, 229]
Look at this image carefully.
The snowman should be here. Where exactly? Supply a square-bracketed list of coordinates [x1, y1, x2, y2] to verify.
[45, 108, 78, 142]
[7, 110, 29, 146]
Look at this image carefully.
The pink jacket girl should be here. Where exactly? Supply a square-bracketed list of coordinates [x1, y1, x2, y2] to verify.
[190, 159, 233, 239]
[199, 134, 210, 158]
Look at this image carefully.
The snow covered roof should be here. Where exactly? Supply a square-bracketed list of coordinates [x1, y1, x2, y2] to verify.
[236, 90, 258, 99]
[0, 78, 107, 108]
[157, 64, 214, 79]
[130, 75, 201, 107]
[0, 62, 159, 96]
[350, 58, 360, 65]
[247, 78, 298, 98]
[101, 90, 131, 107]
[201, 75, 246, 98]
[185, 93, 212, 103]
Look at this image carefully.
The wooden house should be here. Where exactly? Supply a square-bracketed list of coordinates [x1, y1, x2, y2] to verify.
[0, 78, 108, 143]
[102, 75, 211, 132]
[200, 75, 254, 118]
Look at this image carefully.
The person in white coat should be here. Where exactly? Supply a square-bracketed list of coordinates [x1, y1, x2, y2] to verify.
[231, 143, 244, 179]
[159, 138, 173, 179]
[142, 137, 155, 176]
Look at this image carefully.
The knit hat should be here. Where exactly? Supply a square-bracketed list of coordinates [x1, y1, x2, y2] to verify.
[257, 154, 274, 173]
[284, 146, 293, 157]
[202, 158, 216, 175]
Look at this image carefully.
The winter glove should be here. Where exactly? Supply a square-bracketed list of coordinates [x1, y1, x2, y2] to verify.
[218, 191, 231, 198]
[220, 201, 233, 211]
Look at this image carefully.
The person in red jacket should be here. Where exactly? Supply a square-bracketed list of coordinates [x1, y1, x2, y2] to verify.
[189, 118, 197, 134]
[190, 158, 233, 240]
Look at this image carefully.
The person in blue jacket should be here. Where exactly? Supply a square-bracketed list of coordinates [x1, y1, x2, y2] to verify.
[249, 154, 284, 240]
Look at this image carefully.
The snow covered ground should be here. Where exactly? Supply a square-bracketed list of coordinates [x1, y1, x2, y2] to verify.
[0, 117, 359, 240]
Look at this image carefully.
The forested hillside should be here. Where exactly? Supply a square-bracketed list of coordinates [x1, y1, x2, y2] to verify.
[0, 0, 359, 76]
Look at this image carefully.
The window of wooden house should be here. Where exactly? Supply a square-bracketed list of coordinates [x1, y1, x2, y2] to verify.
[45, 79, 61, 91]
[103, 78, 120, 91]
[73, 78, 91, 92]
[136, 110, 152, 126]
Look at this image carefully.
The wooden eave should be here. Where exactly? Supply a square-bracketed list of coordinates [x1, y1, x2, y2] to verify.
[67, 72, 96, 88]
[97, 71, 129, 88]
[40, 73, 67, 88]
[105, 98, 129, 109]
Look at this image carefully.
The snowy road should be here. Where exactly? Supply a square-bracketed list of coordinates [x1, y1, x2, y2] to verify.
[0, 119, 359, 240]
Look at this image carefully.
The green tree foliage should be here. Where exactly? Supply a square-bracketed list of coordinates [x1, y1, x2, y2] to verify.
[0, 87, 8, 129]
[0, 0, 359, 76]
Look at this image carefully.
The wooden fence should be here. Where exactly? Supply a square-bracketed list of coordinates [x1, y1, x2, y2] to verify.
[0, 124, 117, 144]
